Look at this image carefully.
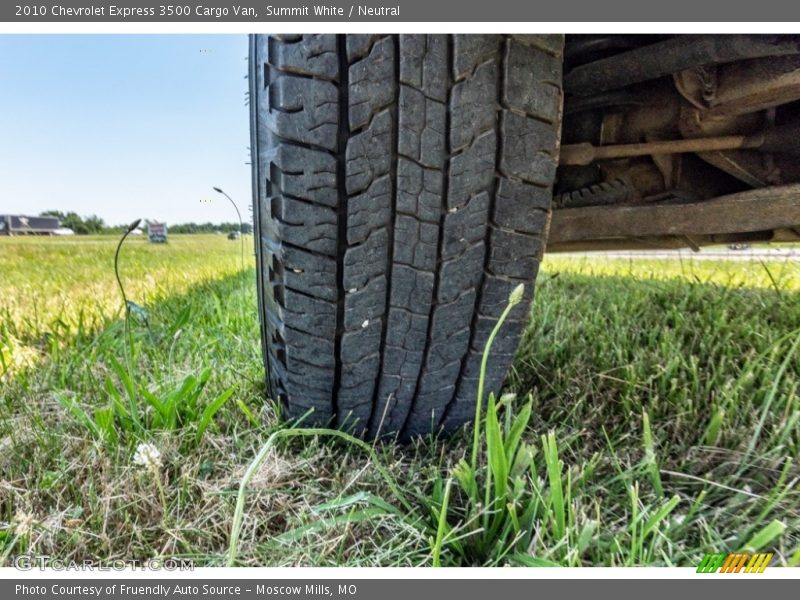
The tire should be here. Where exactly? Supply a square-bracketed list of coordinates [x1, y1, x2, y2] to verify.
[249, 34, 563, 439]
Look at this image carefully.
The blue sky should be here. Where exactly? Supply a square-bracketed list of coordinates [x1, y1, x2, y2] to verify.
[0, 35, 251, 225]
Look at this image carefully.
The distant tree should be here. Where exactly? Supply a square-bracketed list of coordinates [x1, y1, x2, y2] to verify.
[40, 210, 66, 221]
[83, 215, 106, 234]
[38, 212, 249, 235]
[167, 221, 249, 234]
[60, 212, 89, 234]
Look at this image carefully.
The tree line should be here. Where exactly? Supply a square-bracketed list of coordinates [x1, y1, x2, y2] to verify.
[40, 210, 106, 234]
[39, 211, 252, 235]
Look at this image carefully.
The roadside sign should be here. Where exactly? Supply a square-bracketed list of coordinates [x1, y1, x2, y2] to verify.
[147, 221, 168, 243]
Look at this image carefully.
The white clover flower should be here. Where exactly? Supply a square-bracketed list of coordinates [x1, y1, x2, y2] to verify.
[133, 442, 162, 470]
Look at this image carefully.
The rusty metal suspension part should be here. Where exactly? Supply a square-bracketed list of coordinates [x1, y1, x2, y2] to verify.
[559, 121, 800, 166]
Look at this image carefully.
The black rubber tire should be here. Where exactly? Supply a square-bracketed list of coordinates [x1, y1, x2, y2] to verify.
[249, 34, 563, 439]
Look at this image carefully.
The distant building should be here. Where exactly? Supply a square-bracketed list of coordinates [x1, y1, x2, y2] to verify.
[0, 215, 60, 236]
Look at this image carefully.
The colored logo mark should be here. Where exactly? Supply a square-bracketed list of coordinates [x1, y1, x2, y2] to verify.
[697, 552, 773, 573]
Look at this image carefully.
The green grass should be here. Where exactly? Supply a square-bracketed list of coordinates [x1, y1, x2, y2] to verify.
[0, 236, 798, 566]
[545, 254, 800, 292]
[0, 234, 244, 377]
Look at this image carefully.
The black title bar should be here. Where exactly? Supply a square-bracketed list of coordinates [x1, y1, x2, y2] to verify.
[4, 1, 800, 22]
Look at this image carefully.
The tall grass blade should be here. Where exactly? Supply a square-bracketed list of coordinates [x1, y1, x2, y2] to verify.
[504, 397, 532, 466]
[485, 393, 509, 502]
[642, 410, 663, 497]
[275, 508, 388, 543]
[703, 408, 725, 446]
[56, 394, 100, 439]
[113, 219, 143, 431]
[196, 387, 235, 443]
[740, 520, 786, 553]
[432, 478, 453, 567]
[742, 334, 800, 466]
[542, 431, 566, 539]
[509, 554, 561, 567]
[471, 283, 524, 472]
[641, 494, 680, 539]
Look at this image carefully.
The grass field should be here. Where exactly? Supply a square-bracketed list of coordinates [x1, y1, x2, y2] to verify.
[1, 234, 798, 567]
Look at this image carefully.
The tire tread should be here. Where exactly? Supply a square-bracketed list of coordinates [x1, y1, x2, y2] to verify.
[250, 34, 563, 438]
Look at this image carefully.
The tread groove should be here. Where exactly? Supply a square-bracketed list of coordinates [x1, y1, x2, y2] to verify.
[439, 38, 505, 429]
[331, 34, 350, 425]
[366, 33, 400, 438]
[398, 35, 454, 439]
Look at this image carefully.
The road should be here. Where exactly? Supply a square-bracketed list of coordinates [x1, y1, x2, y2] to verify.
[555, 247, 800, 261]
